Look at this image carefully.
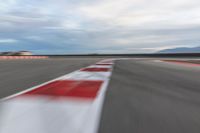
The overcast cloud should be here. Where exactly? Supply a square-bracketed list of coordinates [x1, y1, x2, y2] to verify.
[0, 0, 200, 54]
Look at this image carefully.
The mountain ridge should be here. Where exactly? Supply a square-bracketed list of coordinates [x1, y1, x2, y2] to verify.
[158, 46, 200, 53]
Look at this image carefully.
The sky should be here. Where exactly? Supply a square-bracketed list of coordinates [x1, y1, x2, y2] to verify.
[0, 0, 200, 54]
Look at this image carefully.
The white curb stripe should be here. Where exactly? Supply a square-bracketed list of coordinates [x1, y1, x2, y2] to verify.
[60, 71, 111, 81]
[86, 65, 112, 68]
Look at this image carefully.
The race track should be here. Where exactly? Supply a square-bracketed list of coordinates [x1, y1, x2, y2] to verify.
[99, 59, 200, 133]
[0, 57, 200, 133]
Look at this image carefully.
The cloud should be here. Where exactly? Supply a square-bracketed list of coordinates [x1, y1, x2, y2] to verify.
[0, 39, 18, 43]
[0, 0, 200, 54]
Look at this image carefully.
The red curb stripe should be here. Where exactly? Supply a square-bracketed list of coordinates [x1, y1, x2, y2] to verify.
[22, 80, 103, 99]
[81, 67, 110, 72]
[0, 56, 48, 60]
[163, 60, 200, 67]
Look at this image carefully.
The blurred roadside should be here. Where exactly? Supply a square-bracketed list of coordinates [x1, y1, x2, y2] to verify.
[0, 51, 32, 56]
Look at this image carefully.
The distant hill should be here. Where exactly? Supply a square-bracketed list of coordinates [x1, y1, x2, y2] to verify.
[158, 46, 200, 53]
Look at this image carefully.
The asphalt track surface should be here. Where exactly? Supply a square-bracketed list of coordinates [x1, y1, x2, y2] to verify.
[1, 58, 200, 133]
[0, 58, 102, 99]
[99, 59, 200, 133]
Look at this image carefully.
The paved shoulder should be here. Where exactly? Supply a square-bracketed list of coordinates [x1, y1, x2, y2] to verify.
[99, 59, 200, 133]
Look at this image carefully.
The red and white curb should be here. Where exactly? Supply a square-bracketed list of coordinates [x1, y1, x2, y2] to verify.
[0, 59, 115, 133]
[0, 56, 48, 60]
